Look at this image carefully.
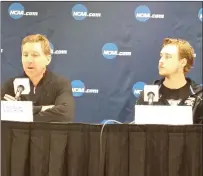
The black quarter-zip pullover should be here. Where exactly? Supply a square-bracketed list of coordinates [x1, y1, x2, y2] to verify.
[1, 70, 75, 122]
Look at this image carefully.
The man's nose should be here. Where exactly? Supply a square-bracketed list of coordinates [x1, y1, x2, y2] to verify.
[27, 56, 34, 62]
[159, 62, 164, 67]
[159, 56, 165, 64]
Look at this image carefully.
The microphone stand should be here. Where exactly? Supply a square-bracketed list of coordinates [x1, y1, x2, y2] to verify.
[15, 85, 24, 101]
[147, 92, 155, 105]
[15, 96, 21, 101]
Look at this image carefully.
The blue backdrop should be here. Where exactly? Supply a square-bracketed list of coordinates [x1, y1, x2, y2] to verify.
[1, 1, 202, 123]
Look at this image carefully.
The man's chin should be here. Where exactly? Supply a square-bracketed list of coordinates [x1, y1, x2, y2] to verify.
[25, 71, 36, 77]
[159, 71, 167, 77]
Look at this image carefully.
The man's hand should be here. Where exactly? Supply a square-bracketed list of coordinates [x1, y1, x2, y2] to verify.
[41, 105, 54, 112]
[3, 94, 16, 101]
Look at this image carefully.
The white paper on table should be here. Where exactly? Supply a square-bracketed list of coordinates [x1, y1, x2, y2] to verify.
[1, 101, 33, 122]
[134, 105, 193, 125]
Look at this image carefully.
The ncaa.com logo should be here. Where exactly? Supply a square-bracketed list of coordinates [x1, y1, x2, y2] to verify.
[72, 4, 101, 20]
[135, 5, 164, 22]
[71, 80, 99, 97]
[49, 43, 67, 55]
[198, 8, 202, 22]
[8, 3, 38, 19]
[132, 81, 146, 97]
[102, 43, 131, 59]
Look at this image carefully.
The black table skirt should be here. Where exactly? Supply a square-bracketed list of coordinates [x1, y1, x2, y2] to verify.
[1, 121, 203, 176]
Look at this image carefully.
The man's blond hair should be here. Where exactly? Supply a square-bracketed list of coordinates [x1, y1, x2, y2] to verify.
[162, 38, 195, 73]
[21, 34, 51, 55]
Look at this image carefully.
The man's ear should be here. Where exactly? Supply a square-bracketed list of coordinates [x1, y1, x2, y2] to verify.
[46, 55, 51, 65]
[181, 58, 187, 68]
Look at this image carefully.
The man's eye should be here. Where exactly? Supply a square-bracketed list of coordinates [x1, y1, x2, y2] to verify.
[32, 54, 39, 57]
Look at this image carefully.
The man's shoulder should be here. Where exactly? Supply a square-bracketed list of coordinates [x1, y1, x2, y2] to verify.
[1, 76, 20, 97]
[2, 76, 18, 86]
[49, 72, 71, 86]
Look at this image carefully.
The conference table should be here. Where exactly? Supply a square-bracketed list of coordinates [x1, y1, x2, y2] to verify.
[1, 121, 202, 176]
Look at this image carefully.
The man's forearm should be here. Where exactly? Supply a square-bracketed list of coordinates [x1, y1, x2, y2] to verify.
[33, 104, 73, 122]
[33, 105, 54, 115]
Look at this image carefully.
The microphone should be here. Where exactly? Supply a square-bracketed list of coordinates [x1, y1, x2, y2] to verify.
[15, 85, 25, 100]
[144, 85, 159, 105]
[147, 91, 155, 105]
[13, 78, 31, 101]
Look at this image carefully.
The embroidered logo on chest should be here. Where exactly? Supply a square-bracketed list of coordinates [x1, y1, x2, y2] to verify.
[167, 99, 181, 106]
[184, 97, 196, 106]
